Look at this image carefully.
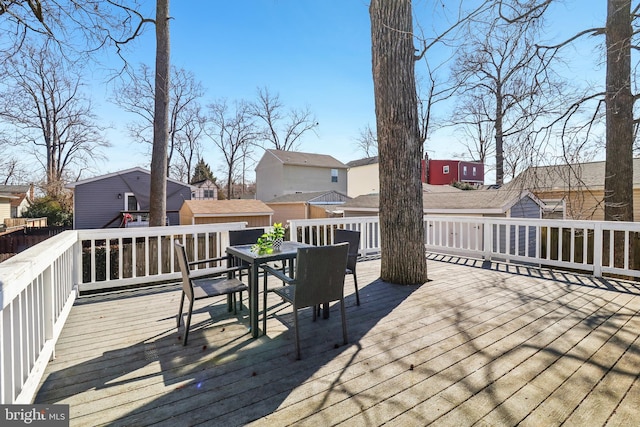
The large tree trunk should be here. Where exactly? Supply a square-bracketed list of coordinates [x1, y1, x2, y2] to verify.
[604, 0, 633, 268]
[370, 0, 428, 285]
[149, 0, 170, 226]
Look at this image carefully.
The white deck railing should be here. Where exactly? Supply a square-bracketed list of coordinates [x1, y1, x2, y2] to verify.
[2, 216, 640, 404]
[0, 222, 247, 404]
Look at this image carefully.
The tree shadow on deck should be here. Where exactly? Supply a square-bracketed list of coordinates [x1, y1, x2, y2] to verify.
[34, 274, 422, 426]
[381, 253, 640, 426]
[428, 252, 640, 296]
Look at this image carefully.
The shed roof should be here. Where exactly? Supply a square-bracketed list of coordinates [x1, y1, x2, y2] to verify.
[265, 149, 347, 169]
[266, 190, 350, 204]
[183, 199, 273, 216]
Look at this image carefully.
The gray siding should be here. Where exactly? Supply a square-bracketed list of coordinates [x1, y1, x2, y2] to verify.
[255, 155, 284, 201]
[509, 197, 542, 219]
[73, 170, 192, 229]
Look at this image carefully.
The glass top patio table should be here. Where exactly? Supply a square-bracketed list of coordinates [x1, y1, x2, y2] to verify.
[226, 241, 313, 338]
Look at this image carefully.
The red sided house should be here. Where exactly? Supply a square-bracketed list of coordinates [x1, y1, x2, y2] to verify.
[422, 158, 484, 186]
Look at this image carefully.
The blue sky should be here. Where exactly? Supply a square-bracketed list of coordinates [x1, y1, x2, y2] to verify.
[93, 0, 606, 182]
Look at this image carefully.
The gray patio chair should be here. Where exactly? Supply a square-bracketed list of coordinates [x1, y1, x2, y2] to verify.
[334, 229, 361, 305]
[262, 243, 349, 359]
[175, 240, 248, 346]
[229, 228, 265, 301]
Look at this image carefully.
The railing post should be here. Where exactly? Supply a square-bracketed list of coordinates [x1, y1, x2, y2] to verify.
[483, 221, 492, 260]
[593, 222, 603, 278]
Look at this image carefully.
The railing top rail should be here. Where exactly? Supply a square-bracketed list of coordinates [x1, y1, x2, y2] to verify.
[424, 215, 640, 230]
[76, 222, 248, 239]
[0, 230, 78, 308]
[288, 216, 379, 226]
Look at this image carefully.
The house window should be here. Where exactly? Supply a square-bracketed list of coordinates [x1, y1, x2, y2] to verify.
[463, 166, 468, 175]
[125, 193, 139, 211]
[331, 169, 338, 183]
[443, 165, 449, 174]
[473, 166, 477, 176]
[204, 189, 215, 198]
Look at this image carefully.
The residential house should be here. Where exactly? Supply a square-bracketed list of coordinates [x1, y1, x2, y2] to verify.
[347, 156, 379, 197]
[0, 194, 13, 229]
[265, 190, 350, 224]
[507, 159, 640, 220]
[191, 179, 218, 200]
[423, 157, 485, 186]
[179, 199, 273, 227]
[66, 168, 194, 229]
[255, 149, 348, 202]
[0, 184, 33, 219]
[346, 155, 484, 198]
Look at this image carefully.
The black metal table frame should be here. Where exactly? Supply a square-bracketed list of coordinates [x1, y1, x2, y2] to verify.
[226, 241, 311, 338]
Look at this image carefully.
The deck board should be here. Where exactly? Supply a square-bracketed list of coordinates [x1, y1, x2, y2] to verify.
[34, 254, 640, 426]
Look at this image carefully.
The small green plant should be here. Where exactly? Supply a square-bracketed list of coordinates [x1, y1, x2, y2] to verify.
[251, 223, 286, 254]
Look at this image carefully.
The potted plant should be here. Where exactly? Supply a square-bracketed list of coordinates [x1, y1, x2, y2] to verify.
[251, 223, 286, 254]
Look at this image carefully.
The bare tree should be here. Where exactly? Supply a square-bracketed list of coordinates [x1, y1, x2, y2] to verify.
[451, 2, 562, 186]
[370, 0, 428, 285]
[250, 86, 318, 151]
[354, 124, 378, 157]
[173, 103, 206, 183]
[1, 1, 171, 226]
[453, 94, 496, 165]
[206, 99, 257, 200]
[0, 41, 108, 195]
[112, 63, 205, 181]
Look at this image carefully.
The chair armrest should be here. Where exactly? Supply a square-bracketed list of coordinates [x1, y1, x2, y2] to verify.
[188, 255, 231, 268]
[189, 264, 247, 279]
[262, 264, 295, 285]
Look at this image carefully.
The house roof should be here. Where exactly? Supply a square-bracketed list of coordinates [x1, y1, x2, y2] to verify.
[265, 149, 347, 169]
[65, 167, 196, 189]
[507, 159, 640, 191]
[346, 156, 378, 168]
[0, 185, 31, 194]
[182, 199, 273, 216]
[343, 188, 541, 214]
[266, 190, 350, 204]
[422, 183, 462, 193]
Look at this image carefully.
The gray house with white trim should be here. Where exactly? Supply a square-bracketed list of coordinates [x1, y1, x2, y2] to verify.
[66, 168, 194, 229]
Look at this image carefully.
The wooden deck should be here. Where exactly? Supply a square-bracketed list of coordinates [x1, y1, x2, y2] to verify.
[35, 254, 640, 426]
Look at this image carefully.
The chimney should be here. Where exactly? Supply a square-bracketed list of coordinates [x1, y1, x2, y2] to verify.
[29, 183, 34, 201]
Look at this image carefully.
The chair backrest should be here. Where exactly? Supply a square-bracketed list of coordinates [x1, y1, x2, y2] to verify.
[229, 228, 265, 246]
[293, 243, 349, 309]
[334, 229, 360, 270]
[174, 240, 195, 301]
[229, 228, 265, 267]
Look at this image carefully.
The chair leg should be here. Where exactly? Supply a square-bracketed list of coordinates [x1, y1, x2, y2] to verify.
[340, 298, 348, 345]
[353, 273, 360, 306]
[232, 293, 237, 314]
[293, 307, 301, 360]
[177, 291, 185, 328]
[183, 299, 195, 346]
